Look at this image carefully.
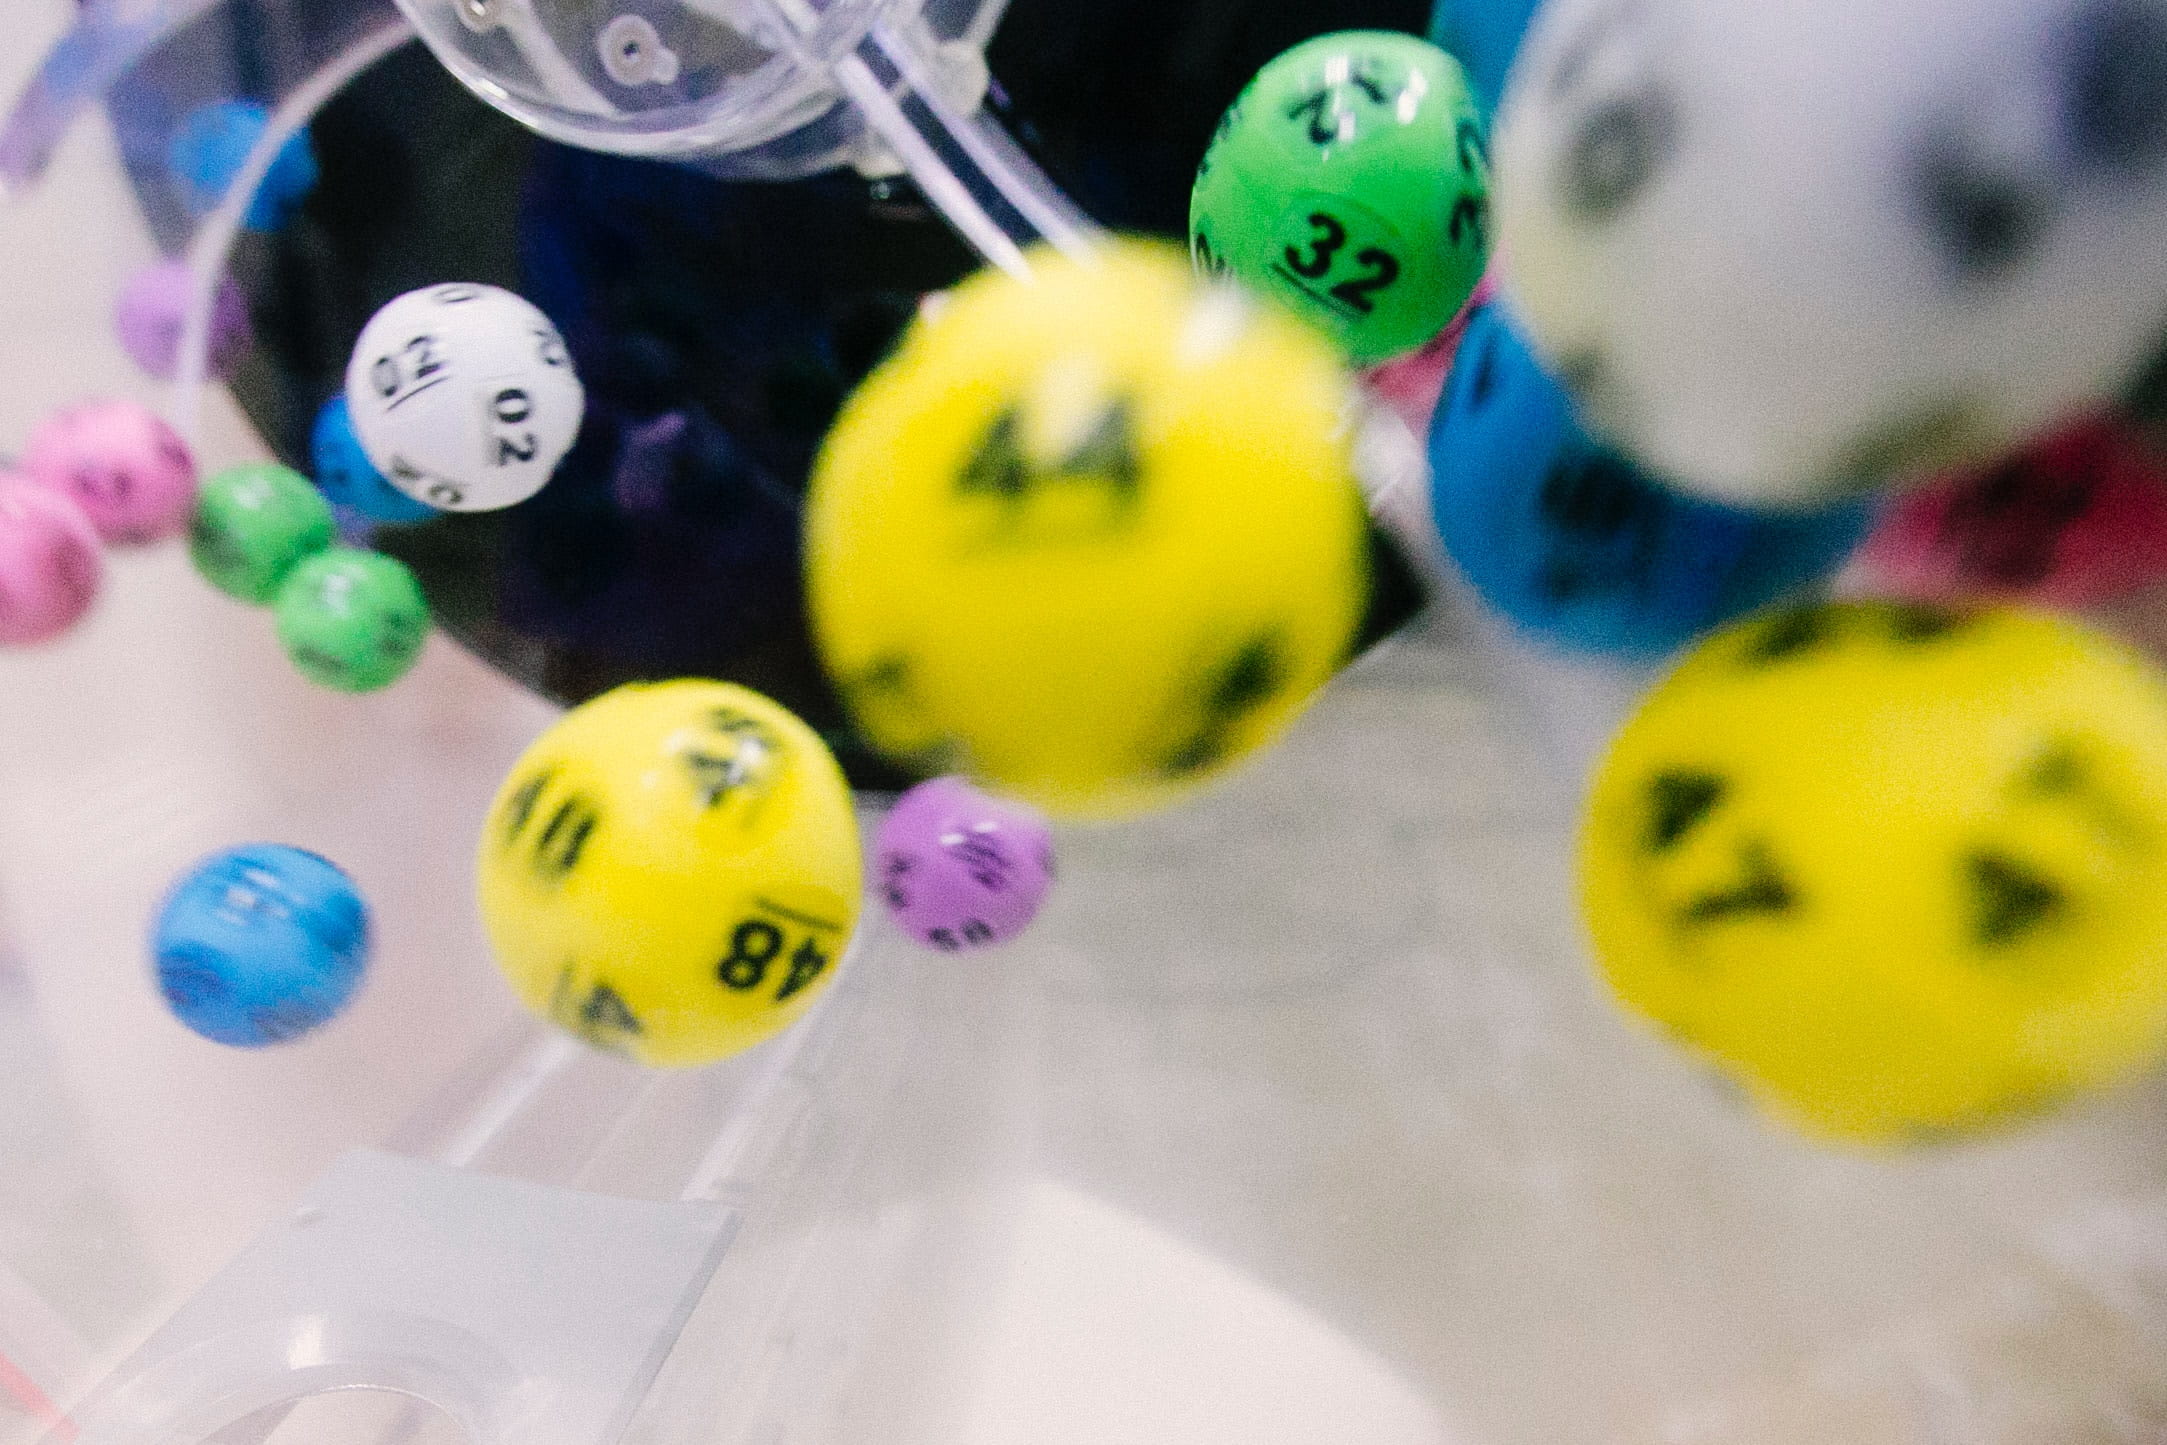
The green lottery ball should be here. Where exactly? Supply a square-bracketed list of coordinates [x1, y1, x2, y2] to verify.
[1190, 30, 1489, 366]
[190, 462, 336, 605]
[274, 549, 430, 693]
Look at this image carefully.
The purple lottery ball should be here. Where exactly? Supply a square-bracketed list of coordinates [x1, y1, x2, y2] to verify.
[875, 777, 1055, 953]
[116, 259, 252, 381]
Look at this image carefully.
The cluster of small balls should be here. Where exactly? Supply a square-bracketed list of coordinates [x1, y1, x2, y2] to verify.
[0, 400, 202, 646]
[189, 460, 432, 692]
[112, 99, 322, 386]
[1269, 0, 2167, 1148]
[1170, 19, 2167, 1148]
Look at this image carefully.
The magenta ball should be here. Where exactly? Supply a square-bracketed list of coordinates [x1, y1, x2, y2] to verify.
[875, 777, 1055, 953]
[0, 477, 103, 644]
[115, 260, 252, 381]
[1861, 416, 2167, 608]
[22, 400, 199, 546]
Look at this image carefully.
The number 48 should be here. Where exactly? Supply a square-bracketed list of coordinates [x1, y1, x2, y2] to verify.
[718, 918, 829, 1003]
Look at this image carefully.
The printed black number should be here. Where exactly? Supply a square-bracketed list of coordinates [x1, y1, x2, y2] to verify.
[1455, 118, 1488, 176]
[490, 387, 539, 467]
[1328, 248, 1401, 314]
[776, 937, 828, 1001]
[431, 284, 482, 304]
[1449, 195, 1489, 250]
[534, 328, 570, 368]
[950, 836, 1011, 891]
[1676, 842, 1797, 927]
[1287, 89, 1336, 145]
[371, 335, 446, 404]
[881, 853, 915, 910]
[1193, 229, 1230, 278]
[501, 773, 601, 882]
[719, 919, 784, 991]
[1285, 213, 1348, 280]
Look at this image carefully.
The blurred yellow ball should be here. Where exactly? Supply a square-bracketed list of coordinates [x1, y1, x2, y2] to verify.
[1580, 601, 2167, 1145]
[805, 241, 1370, 819]
[476, 680, 862, 1068]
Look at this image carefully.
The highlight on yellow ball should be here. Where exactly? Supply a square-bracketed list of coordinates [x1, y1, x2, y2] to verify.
[1578, 600, 2167, 1145]
[805, 240, 1371, 820]
[475, 680, 862, 1069]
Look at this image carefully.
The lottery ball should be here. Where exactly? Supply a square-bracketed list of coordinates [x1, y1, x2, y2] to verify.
[190, 462, 336, 605]
[876, 777, 1055, 952]
[475, 680, 863, 1068]
[115, 260, 252, 381]
[1580, 600, 2167, 1144]
[1431, 305, 1870, 659]
[343, 283, 585, 512]
[22, 400, 198, 546]
[805, 242, 1369, 820]
[0, 477, 102, 645]
[273, 549, 430, 693]
[1861, 415, 2167, 607]
[1191, 32, 1490, 366]
[151, 844, 369, 1048]
[310, 397, 435, 524]
[1430, 0, 1546, 117]
[1493, 0, 2167, 505]
[166, 100, 319, 232]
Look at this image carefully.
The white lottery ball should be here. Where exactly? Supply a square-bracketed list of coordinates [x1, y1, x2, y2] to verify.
[343, 283, 585, 513]
[1493, 0, 2167, 506]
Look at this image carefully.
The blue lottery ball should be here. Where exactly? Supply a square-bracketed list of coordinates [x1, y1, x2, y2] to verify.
[1429, 0, 1546, 117]
[1429, 307, 1872, 661]
[311, 397, 434, 524]
[151, 845, 371, 1048]
[166, 100, 319, 232]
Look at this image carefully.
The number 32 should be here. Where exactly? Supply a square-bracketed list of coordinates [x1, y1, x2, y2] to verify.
[1283, 213, 1401, 316]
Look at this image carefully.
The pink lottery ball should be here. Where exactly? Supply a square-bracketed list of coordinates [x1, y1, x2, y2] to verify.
[875, 777, 1055, 953]
[0, 476, 103, 644]
[1860, 416, 2167, 608]
[22, 400, 199, 546]
[115, 259, 253, 381]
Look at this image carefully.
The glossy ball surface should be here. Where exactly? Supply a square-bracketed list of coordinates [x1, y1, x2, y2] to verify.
[166, 100, 319, 232]
[273, 549, 431, 693]
[1191, 31, 1490, 365]
[151, 844, 370, 1048]
[23, 400, 199, 546]
[343, 283, 585, 512]
[1861, 415, 2167, 606]
[1580, 601, 2167, 1144]
[190, 462, 337, 605]
[310, 396, 436, 524]
[876, 777, 1056, 952]
[476, 680, 863, 1068]
[115, 260, 252, 381]
[1431, 306, 1869, 659]
[807, 243, 1368, 819]
[1493, 0, 2167, 504]
[0, 477, 103, 645]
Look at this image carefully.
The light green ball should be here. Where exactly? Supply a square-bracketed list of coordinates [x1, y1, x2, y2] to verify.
[273, 548, 430, 694]
[189, 462, 336, 605]
[1190, 30, 1490, 365]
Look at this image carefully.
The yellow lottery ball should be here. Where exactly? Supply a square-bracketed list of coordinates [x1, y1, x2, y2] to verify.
[805, 241, 1369, 820]
[475, 680, 862, 1069]
[1580, 601, 2167, 1145]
